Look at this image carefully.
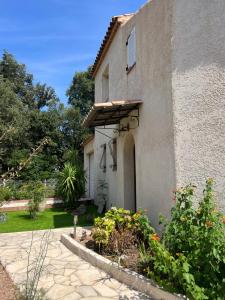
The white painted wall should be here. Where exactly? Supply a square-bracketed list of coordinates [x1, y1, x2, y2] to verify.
[93, 0, 176, 228]
[172, 0, 225, 211]
[85, 0, 225, 229]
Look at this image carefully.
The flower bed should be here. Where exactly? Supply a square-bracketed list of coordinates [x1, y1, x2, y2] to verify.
[70, 179, 225, 300]
[61, 234, 181, 300]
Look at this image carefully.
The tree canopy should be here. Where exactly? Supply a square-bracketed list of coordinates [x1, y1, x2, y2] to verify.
[0, 51, 94, 181]
[66, 65, 94, 116]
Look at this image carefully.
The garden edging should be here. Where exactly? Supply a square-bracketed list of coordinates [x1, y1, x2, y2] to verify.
[61, 234, 182, 300]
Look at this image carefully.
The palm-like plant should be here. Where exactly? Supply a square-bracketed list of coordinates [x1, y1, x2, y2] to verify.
[57, 163, 85, 208]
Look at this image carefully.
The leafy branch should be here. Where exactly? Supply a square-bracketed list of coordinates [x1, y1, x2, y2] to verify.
[0, 137, 50, 183]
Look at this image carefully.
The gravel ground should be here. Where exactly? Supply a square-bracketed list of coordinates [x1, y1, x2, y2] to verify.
[0, 264, 17, 300]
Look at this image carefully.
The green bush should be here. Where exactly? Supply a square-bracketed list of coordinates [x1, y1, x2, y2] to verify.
[0, 186, 13, 203]
[161, 179, 225, 299]
[13, 184, 33, 200]
[93, 181, 225, 299]
[27, 181, 46, 219]
[56, 163, 85, 209]
[139, 179, 225, 300]
[92, 207, 154, 250]
[145, 238, 207, 300]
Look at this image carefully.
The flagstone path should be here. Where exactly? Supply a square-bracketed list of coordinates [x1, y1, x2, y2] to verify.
[0, 228, 152, 300]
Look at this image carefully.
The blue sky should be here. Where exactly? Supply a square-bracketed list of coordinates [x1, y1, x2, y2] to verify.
[0, 0, 146, 105]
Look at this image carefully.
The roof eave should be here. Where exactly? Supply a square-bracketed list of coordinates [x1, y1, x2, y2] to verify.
[92, 14, 134, 78]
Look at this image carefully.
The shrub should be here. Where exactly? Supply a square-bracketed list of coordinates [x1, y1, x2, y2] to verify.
[92, 207, 154, 252]
[146, 237, 207, 300]
[161, 179, 225, 299]
[27, 182, 46, 219]
[14, 184, 33, 200]
[0, 186, 12, 204]
[56, 163, 85, 209]
[106, 228, 138, 256]
[139, 179, 225, 299]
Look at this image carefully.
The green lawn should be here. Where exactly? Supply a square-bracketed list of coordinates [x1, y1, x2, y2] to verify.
[0, 206, 98, 233]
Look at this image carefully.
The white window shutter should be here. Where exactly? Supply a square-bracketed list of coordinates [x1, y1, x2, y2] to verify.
[127, 27, 136, 69]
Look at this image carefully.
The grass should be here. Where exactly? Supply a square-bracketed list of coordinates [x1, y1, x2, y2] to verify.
[0, 205, 99, 233]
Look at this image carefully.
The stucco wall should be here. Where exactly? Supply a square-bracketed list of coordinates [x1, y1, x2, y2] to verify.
[172, 0, 225, 211]
[93, 0, 176, 228]
[91, 0, 225, 228]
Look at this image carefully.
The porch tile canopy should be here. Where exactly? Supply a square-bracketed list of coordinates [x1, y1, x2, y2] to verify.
[82, 100, 142, 128]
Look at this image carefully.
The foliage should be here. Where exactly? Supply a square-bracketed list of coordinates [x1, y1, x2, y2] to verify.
[26, 182, 46, 219]
[92, 181, 225, 299]
[145, 238, 207, 300]
[13, 184, 33, 200]
[0, 51, 93, 182]
[0, 79, 28, 170]
[137, 179, 225, 299]
[61, 106, 89, 157]
[0, 51, 59, 110]
[66, 65, 94, 117]
[160, 179, 225, 299]
[1, 138, 50, 183]
[92, 207, 154, 251]
[56, 162, 85, 208]
[0, 185, 12, 203]
[65, 66, 94, 156]
[106, 228, 138, 256]
[0, 51, 64, 181]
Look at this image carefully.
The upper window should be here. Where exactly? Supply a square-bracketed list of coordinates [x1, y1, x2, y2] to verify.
[126, 27, 136, 72]
[102, 65, 109, 102]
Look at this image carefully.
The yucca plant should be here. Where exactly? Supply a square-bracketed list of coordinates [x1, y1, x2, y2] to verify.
[57, 163, 85, 208]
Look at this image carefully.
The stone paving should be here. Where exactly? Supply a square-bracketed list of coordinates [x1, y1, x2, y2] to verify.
[0, 228, 152, 300]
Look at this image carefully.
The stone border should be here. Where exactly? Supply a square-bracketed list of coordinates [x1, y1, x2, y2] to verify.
[61, 234, 182, 300]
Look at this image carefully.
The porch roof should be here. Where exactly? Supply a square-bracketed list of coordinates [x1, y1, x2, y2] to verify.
[82, 100, 142, 128]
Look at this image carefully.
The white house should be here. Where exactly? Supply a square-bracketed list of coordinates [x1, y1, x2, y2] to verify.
[82, 0, 225, 228]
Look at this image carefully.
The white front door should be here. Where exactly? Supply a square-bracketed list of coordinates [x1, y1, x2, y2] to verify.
[89, 152, 95, 199]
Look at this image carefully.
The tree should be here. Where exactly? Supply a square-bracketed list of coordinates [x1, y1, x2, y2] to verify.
[0, 50, 59, 110]
[61, 107, 88, 151]
[0, 79, 29, 173]
[0, 52, 93, 182]
[0, 51, 34, 108]
[0, 51, 62, 180]
[66, 65, 94, 116]
[34, 83, 59, 110]
[65, 66, 95, 158]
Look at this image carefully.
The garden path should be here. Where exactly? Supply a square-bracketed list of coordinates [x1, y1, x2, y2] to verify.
[0, 228, 152, 300]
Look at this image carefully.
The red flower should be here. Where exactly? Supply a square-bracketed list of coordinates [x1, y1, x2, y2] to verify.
[223, 217, 225, 225]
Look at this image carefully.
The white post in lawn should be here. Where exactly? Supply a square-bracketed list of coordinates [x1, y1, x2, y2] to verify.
[73, 215, 78, 239]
